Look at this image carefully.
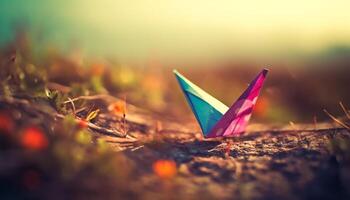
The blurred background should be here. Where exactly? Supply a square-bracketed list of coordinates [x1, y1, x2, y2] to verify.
[1, 0, 350, 124]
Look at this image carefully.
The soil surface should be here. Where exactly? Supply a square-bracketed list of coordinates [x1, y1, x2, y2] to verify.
[126, 127, 348, 199]
[95, 95, 349, 200]
[1, 95, 349, 200]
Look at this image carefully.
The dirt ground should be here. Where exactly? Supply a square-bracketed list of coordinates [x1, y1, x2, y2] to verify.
[1, 94, 349, 200]
[117, 111, 349, 200]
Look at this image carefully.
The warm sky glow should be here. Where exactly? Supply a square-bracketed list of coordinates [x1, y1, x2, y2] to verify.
[1, 0, 350, 60]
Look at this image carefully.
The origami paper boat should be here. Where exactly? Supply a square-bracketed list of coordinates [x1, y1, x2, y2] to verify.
[174, 69, 268, 138]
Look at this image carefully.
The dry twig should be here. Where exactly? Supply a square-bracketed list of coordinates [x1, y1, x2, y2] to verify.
[323, 109, 350, 130]
[339, 102, 350, 119]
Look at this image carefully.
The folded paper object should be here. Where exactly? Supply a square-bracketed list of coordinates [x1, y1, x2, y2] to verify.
[174, 69, 268, 138]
